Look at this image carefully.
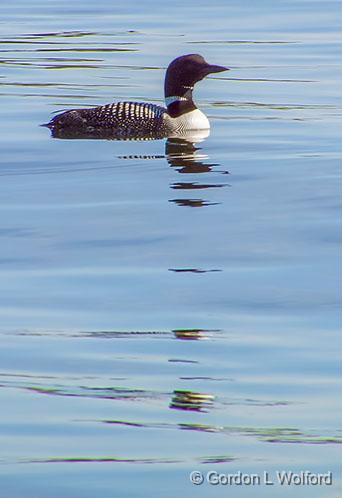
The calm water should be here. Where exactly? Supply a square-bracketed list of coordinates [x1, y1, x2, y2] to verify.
[1, 1, 342, 496]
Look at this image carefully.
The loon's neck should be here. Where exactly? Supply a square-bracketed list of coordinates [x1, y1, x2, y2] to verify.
[165, 87, 197, 118]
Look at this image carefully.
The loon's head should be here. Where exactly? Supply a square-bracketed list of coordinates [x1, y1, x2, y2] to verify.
[164, 54, 228, 117]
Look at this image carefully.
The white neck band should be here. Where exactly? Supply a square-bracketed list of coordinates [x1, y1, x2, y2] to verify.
[165, 95, 187, 107]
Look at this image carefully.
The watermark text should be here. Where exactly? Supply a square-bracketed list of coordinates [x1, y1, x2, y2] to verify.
[189, 470, 332, 487]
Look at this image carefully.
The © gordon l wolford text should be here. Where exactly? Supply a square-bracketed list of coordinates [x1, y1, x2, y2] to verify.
[189, 470, 333, 487]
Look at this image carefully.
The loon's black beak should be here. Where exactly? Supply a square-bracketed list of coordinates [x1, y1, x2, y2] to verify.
[206, 64, 229, 75]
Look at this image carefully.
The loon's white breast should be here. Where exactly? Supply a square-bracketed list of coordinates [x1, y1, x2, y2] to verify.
[164, 108, 210, 132]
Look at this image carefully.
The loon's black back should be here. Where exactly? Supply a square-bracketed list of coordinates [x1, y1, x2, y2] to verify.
[47, 101, 168, 138]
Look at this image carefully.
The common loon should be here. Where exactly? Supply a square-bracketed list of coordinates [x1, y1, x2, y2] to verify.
[44, 54, 228, 139]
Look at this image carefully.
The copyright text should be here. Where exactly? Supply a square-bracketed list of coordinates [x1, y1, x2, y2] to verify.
[189, 470, 332, 487]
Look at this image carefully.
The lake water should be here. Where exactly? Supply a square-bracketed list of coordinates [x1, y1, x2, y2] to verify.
[0, 1, 342, 496]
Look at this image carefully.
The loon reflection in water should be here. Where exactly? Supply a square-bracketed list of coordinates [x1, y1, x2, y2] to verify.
[170, 390, 214, 412]
[48, 127, 221, 173]
[47, 128, 229, 207]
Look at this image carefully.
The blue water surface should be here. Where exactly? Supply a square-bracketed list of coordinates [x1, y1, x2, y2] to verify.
[0, 1, 341, 497]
